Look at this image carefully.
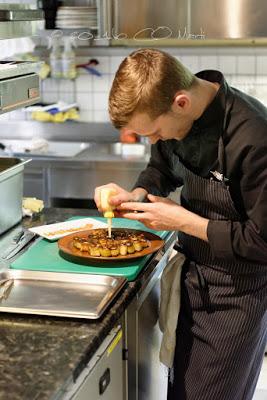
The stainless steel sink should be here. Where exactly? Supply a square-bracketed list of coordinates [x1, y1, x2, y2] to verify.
[84, 142, 149, 157]
[0, 139, 90, 158]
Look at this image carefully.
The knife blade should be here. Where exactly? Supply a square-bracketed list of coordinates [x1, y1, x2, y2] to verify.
[3, 232, 36, 260]
[1, 230, 25, 259]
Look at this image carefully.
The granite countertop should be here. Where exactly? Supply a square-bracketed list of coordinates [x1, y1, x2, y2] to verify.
[0, 208, 175, 400]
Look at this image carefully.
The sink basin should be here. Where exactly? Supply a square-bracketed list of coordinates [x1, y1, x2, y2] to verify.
[86, 142, 149, 157]
[0, 139, 90, 158]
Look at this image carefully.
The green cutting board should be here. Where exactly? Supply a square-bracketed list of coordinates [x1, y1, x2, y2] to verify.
[11, 217, 168, 281]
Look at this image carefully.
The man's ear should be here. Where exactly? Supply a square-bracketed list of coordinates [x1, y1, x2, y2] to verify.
[173, 93, 190, 111]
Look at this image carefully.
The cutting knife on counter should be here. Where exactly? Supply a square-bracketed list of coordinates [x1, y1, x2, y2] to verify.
[1, 230, 37, 260]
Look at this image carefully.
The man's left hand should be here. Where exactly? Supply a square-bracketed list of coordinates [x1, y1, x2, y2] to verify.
[118, 194, 209, 241]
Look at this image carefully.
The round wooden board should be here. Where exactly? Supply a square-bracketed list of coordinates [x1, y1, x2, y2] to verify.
[58, 228, 164, 263]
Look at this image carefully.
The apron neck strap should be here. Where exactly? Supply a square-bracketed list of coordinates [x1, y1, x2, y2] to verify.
[218, 86, 235, 177]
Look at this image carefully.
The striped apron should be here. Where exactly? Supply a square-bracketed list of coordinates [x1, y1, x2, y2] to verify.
[167, 88, 267, 400]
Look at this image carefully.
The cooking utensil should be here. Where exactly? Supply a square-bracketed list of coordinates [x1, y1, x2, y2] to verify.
[3, 232, 37, 260]
[0, 279, 14, 301]
[1, 229, 25, 259]
[58, 228, 164, 263]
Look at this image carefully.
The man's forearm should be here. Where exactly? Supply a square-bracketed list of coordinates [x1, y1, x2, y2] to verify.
[178, 208, 209, 242]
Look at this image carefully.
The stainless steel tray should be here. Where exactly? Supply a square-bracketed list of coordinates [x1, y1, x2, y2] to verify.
[0, 270, 126, 319]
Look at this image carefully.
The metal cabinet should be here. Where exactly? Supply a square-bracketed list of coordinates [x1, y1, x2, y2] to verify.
[125, 244, 174, 400]
[23, 165, 49, 204]
[49, 162, 145, 200]
[63, 326, 124, 400]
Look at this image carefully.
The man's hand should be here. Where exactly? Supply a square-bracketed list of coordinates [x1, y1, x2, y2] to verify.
[119, 194, 209, 242]
[94, 183, 148, 213]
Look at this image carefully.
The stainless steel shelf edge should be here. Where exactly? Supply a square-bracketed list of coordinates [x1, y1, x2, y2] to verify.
[0, 20, 44, 40]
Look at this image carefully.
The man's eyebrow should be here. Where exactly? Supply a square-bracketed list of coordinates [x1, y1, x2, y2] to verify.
[143, 130, 158, 136]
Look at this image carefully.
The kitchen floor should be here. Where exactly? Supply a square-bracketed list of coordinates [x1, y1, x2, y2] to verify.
[254, 355, 267, 400]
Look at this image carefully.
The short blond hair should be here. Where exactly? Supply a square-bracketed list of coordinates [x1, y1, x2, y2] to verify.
[109, 48, 196, 129]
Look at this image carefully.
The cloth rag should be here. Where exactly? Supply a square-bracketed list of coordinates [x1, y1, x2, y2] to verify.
[159, 251, 186, 368]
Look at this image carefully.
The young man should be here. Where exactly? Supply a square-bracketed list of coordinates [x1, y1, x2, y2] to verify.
[94, 49, 267, 400]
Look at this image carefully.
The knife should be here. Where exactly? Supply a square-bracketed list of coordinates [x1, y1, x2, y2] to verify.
[1, 229, 25, 259]
[3, 232, 36, 260]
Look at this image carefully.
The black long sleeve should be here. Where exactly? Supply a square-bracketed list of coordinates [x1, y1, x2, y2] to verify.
[133, 140, 183, 197]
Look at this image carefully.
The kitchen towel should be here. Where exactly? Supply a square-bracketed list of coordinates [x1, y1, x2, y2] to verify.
[159, 251, 186, 368]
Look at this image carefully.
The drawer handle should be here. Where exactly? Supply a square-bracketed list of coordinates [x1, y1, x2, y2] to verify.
[99, 368, 110, 395]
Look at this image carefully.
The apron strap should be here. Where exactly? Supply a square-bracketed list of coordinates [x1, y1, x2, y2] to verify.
[217, 85, 235, 177]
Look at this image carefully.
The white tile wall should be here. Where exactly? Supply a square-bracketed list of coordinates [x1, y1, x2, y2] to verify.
[256, 55, 267, 75]
[92, 74, 111, 92]
[218, 55, 237, 74]
[199, 55, 218, 71]
[93, 92, 109, 110]
[5, 47, 265, 123]
[76, 75, 92, 92]
[110, 56, 125, 73]
[237, 55, 256, 74]
[180, 55, 200, 73]
[76, 92, 92, 110]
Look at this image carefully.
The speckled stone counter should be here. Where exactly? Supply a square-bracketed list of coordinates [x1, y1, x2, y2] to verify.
[0, 208, 175, 400]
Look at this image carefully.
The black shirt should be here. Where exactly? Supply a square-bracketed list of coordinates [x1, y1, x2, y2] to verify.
[134, 70, 267, 264]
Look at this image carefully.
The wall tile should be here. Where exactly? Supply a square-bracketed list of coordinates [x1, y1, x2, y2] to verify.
[93, 110, 110, 122]
[218, 55, 237, 74]
[92, 74, 112, 92]
[76, 75, 92, 93]
[255, 76, 267, 84]
[181, 55, 200, 73]
[256, 56, 267, 75]
[76, 92, 93, 110]
[42, 78, 60, 93]
[237, 55, 255, 74]
[199, 55, 218, 71]
[58, 92, 76, 104]
[41, 91, 59, 104]
[110, 56, 125, 73]
[93, 92, 109, 111]
[79, 110, 93, 122]
[59, 79, 75, 93]
[95, 56, 110, 73]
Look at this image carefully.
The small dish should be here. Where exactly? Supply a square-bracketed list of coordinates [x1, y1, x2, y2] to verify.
[29, 218, 108, 241]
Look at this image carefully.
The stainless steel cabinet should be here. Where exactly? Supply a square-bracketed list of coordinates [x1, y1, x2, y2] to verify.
[125, 245, 174, 400]
[23, 165, 49, 204]
[64, 326, 124, 400]
[49, 162, 145, 199]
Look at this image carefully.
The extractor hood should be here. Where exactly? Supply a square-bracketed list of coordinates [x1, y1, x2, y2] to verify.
[108, 0, 267, 46]
[0, 3, 44, 39]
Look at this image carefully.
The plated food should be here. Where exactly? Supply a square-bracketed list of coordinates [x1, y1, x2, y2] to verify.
[58, 228, 164, 262]
[72, 229, 149, 257]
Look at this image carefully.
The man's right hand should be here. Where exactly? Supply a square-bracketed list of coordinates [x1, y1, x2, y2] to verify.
[94, 183, 148, 213]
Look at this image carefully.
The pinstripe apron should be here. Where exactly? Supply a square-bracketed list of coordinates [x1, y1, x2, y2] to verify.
[167, 88, 267, 400]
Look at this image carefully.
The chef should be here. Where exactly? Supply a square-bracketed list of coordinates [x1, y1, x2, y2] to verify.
[94, 48, 267, 400]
